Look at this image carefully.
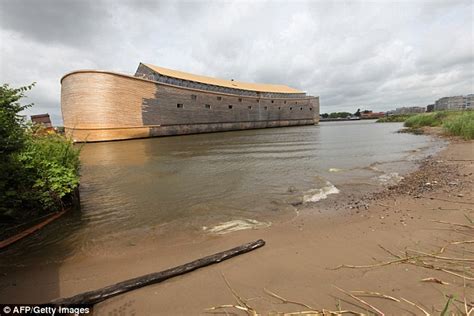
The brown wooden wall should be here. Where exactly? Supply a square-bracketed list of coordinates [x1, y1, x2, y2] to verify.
[61, 70, 319, 142]
[143, 85, 316, 126]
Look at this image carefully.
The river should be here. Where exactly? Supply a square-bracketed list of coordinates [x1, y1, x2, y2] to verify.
[0, 120, 444, 267]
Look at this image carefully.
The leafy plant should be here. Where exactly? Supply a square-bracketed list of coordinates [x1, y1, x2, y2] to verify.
[0, 83, 35, 217]
[0, 83, 80, 221]
[18, 130, 80, 211]
[0, 83, 34, 155]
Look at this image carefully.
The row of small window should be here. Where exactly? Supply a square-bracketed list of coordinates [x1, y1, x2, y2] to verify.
[191, 94, 300, 105]
[177, 103, 312, 111]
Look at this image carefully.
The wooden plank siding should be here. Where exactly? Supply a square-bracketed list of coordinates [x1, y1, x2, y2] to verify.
[61, 70, 319, 142]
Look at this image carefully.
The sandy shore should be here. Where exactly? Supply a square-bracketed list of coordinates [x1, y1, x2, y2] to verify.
[1, 133, 473, 315]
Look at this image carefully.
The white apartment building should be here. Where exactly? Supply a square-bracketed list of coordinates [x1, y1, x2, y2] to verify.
[434, 94, 474, 110]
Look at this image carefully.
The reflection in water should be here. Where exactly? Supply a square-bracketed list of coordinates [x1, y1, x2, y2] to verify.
[0, 208, 86, 267]
[1, 121, 444, 266]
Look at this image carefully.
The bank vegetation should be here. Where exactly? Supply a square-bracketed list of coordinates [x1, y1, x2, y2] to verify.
[0, 83, 80, 230]
[404, 111, 474, 140]
[378, 110, 474, 140]
[376, 114, 415, 123]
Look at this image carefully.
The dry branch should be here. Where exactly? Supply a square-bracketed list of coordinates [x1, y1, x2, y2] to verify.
[208, 284, 367, 315]
[408, 249, 474, 262]
[437, 240, 474, 255]
[377, 244, 402, 259]
[330, 253, 428, 270]
[333, 286, 385, 316]
[451, 240, 474, 246]
[409, 258, 474, 281]
[222, 273, 258, 316]
[431, 220, 474, 229]
[263, 288, 315, 310]
[400, 297, 430, 316]
[439, 269, 474, 281]
[350, 291, 400, 302]
[420, 277, 449, 285]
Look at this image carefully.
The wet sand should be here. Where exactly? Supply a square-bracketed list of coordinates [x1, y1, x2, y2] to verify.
[1, 134, 473, 315]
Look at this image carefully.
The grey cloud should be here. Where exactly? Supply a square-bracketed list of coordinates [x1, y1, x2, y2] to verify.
[0, 0, 109, 46]
[0, 0, 473, 123]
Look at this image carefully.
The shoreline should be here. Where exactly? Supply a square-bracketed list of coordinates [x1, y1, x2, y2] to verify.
[0, 131, 472, 314]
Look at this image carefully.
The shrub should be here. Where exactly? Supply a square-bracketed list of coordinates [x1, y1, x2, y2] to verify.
[404, 112, 443, 128]
[0, 83, 80, 221]
[376, 114, 414, 123]
[0, 84, 34, 217]
[18, 130, 80, 211]
[403, 110, 474, 140]
[443, 111, 474, 140]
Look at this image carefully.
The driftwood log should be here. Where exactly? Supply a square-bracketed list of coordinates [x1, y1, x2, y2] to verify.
[0, 210, 67, 250]
[51, 239, 265, 306]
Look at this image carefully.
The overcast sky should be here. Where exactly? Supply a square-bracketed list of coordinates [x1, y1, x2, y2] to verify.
[1, 0, 473, 123]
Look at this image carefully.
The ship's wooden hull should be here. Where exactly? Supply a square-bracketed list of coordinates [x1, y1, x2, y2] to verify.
[61, 71, 319, 142]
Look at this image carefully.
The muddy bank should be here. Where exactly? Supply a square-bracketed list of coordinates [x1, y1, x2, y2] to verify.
[1, 136, 472, 315]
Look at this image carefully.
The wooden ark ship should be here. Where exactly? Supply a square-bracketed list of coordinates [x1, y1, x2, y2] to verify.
[60, 63, 320, 142]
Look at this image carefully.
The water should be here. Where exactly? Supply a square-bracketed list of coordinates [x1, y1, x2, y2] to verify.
[1, 120, 444, 266]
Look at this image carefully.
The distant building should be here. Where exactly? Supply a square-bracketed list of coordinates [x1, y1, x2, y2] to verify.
[31, 114, 52, 128]
[465, 94, 474, 109]
[391, 107, 425, 115]
[360, 110, 385, 119]
[426, 104, 434, 112]
[434, 94, 473, 111]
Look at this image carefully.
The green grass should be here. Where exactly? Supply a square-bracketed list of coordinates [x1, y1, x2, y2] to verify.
[443, 111, 474, 140]
[404, 112, 447, 128]
[376, 114, 414, 123]
[403, 110, 474, 140]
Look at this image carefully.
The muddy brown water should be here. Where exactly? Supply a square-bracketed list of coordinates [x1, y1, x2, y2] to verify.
[0, 120, 445, 267]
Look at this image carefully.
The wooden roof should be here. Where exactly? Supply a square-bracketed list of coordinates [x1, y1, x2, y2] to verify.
[142, 63, 304, 94]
